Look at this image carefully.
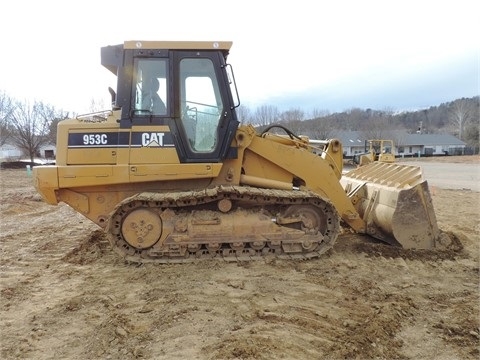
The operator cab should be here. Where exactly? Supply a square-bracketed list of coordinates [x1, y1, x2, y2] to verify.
[101, 40, 240, 163]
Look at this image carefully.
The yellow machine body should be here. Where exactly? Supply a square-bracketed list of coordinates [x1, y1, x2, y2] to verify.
[33, 41, 440, 263]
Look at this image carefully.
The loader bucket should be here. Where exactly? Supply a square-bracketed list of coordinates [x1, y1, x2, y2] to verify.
[341, 162, 440, 249]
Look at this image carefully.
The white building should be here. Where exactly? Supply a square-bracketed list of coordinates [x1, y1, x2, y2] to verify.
[332, 131, 467, 158]
[1, 142, 56, 163]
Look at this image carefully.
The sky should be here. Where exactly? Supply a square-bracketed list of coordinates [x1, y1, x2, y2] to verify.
[1, 0, 478, 116]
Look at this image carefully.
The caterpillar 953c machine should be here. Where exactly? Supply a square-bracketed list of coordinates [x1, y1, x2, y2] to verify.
[33, 41, 441, 263]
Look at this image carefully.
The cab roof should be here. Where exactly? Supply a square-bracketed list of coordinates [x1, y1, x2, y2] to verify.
[123, 40, 232, 51]
[101, 40, 233, 75]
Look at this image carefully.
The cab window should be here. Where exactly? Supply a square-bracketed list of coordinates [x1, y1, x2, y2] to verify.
[180, 58, 223, 152]
[134, 59, 168, 115]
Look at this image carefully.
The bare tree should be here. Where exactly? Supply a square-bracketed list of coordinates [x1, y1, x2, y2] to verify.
[253, 105, 279, 126]
[275, 108, 305, 135]
[279, 119, 305, 135]
[310, 108, 330, 120]
[0, 91, 14, 146]
[8, 100, 62, 162]
[88, 97, 106, 113]
[279, 108, 305, 123]
[304, 118, 336, 140]
[464, 122, 479, 153]
[345, 108, 367, 130]
[47, 113, 70, 145]
[360, 110, 395, 140]
[236, 104, 252, 124]
[449, 98, 474, 140]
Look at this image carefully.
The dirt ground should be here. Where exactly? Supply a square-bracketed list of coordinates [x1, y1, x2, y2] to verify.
[1, 156, 479, 360]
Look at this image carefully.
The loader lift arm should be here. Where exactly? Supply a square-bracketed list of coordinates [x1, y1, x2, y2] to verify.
[244, 128, 367, 234]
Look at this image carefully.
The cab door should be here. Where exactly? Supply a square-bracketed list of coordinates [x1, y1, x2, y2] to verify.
[172, 51, 239, 163]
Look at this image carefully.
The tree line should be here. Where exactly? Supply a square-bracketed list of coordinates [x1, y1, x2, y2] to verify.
[238, 96, 479, 151]
[1, 90, 478, 162]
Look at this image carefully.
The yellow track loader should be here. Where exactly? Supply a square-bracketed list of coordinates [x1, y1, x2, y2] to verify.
[353, 139, 396, 166]
[33, 41, 440, 263]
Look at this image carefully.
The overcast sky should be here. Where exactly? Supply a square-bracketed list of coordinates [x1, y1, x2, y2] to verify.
[1, 0, 478, 115]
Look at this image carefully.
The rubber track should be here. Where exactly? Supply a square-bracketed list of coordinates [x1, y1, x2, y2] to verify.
[106, 186, 340, 263]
